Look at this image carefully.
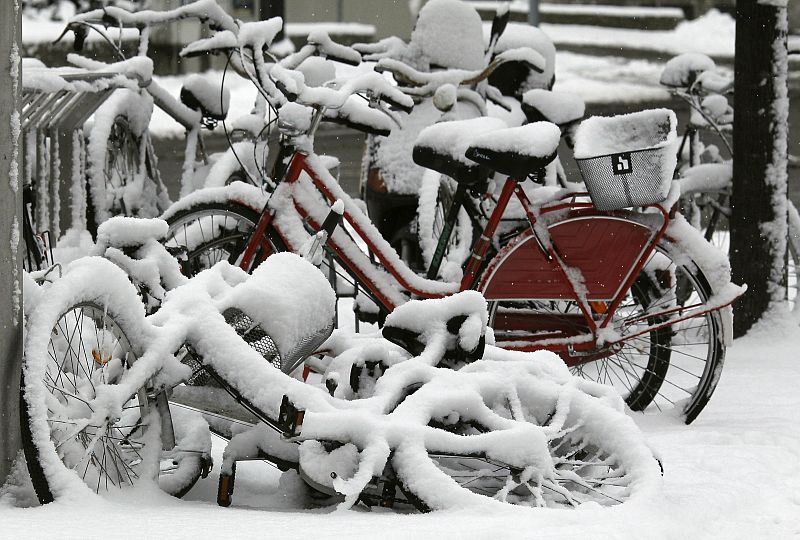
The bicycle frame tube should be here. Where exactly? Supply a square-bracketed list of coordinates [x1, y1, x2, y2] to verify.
[246, 147, 730, 359]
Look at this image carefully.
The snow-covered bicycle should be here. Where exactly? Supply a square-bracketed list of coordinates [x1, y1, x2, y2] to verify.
[161, 41, 746, 424]
[30, 0, 244, 234]
[19, 218, 662, 510]
[660, 52, 799, 317]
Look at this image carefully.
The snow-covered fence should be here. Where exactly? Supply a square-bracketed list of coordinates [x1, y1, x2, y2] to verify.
[0, 0, 23, 487]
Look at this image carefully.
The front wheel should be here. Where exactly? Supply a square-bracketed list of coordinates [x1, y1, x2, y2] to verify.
[20, 259, 207, 503]
[488, 239, 725, 424]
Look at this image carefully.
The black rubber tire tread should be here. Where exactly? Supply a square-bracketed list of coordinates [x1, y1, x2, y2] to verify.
[164, 200, 286, 278]
[21, 279, 202, 503]
[487, 237, 725, 424]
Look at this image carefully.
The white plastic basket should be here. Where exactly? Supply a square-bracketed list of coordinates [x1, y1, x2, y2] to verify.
[573, 109, 678, 211]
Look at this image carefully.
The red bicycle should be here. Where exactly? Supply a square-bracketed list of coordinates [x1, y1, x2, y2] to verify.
[162, 66, 744, 424]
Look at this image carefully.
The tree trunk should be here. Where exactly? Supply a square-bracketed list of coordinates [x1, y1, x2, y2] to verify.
[0, 0, 23, 486]
[731, 1, 790, 337]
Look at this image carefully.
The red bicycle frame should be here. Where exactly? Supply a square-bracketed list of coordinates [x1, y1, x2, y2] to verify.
[234, 149, 736, 364]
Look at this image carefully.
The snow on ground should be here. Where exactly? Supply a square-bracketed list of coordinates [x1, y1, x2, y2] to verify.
[553, 52, 672, 104]
[2, 313, 798, 538]
[543, 9, 736, 59]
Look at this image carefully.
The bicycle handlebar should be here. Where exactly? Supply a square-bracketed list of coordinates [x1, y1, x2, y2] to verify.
[306, 31, 362, 67]
[70, 0, 238, 33]
[374, 47, 544, 97]
[271, 64, 414, 114]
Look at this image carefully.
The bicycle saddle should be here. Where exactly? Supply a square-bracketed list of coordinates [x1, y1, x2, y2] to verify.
[465, 122, 560, 180]
[521, 89, 585, 128]
[413, 117, 506, 185]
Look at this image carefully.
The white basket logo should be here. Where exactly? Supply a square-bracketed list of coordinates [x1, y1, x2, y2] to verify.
[611, 153, 633, 175]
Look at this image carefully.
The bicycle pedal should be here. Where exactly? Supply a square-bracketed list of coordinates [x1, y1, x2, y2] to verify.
[217, 463, 236, 507]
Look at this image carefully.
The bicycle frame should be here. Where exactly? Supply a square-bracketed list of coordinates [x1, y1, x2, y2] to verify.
[227, 140, 739, 366]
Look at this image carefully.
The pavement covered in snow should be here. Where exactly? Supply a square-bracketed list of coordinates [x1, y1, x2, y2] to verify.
[2, 312, 798, 539]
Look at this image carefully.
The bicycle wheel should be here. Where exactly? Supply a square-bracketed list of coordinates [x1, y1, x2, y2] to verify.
[20, 261, 206, 503]
[392, 418, 649, 510]
[87, 116, 166, 232]
[488, 238, 725, 424]
[164, 201, 282, 278]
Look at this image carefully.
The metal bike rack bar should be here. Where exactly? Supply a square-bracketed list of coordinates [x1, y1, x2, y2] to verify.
[21, 70, 138, 237]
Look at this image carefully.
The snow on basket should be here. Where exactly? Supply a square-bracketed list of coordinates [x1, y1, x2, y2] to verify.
[573, 109, 678, 211]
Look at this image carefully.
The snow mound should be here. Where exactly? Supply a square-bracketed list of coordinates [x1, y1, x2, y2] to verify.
[574, 108, 678, 159]
[660, 53, 715, 87]
[409, 0, 485, 71]
[415, 117, 507, 166]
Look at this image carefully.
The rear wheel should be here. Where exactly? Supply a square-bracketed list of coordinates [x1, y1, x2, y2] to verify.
[420, 442, 631, 509]
[392, 415, 648, 510]
[488, 239, 725, 424]
[87, 116, 166, 233]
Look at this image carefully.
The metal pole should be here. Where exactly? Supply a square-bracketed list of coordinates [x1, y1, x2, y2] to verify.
[0, 0, 24, 485]
[528, 0, 540, 26]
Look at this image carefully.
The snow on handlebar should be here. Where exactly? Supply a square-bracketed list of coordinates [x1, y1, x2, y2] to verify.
[63, 54, 154, 87]
[70, 0, 238, 33]
[374, 46, 544, 97]
[271, 64, 414, 113]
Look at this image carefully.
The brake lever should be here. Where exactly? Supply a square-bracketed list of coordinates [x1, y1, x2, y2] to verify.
[54, 22, 88, 51]
[367, 94, 403, 129]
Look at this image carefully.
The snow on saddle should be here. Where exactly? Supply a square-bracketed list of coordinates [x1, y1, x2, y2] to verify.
[465, 121, 561, 180]
[412, 117, 507, 185]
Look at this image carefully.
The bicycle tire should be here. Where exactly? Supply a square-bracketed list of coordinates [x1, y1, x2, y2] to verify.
[488, 237, 725, 424]
[163, 201, 284, 278]
[20, 259, 206, 503]
[389, 408, 652, 510]
[87, 115, 165, 232]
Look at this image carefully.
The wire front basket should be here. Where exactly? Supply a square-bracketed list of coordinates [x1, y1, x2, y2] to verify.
[223, 307, 333, 375]
[574, 109, 678, 211]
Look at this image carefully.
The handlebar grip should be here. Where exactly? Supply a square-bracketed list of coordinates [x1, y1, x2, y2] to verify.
[274, 77, 299, 102]
[324, 51, 361, 67]
[324, 115, 391, 137]
[383, 94, 413, 114]
[74, 29, 87, 52]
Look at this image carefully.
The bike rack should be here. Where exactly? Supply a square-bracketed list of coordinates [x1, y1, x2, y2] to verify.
[21, 70, 137, 239]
